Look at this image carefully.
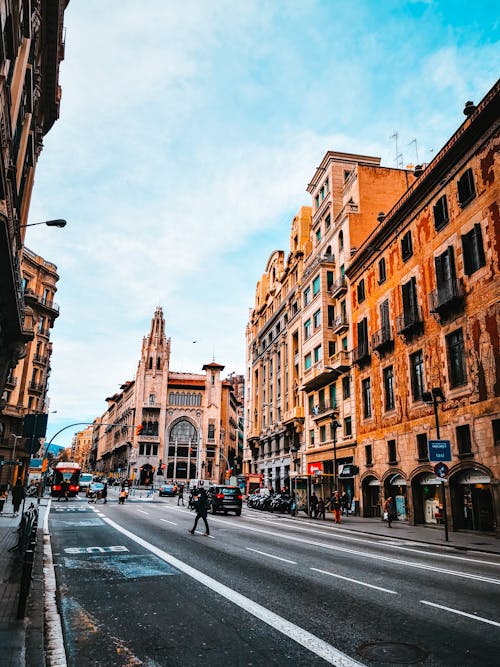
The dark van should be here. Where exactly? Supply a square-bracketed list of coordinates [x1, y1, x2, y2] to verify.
[207, 485, 242, 516]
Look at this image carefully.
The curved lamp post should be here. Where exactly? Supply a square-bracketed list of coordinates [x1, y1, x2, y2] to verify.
[19, 219, 67, 229]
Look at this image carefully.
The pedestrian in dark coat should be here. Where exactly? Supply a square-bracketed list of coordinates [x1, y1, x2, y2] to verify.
[316, 498, 326, 520]
[101, 482, 108, 504]
[188, 488, 210, 536]
[309, 493, 319, 518]
[11, 479, 25, 515]
[177, 483, 185, 506]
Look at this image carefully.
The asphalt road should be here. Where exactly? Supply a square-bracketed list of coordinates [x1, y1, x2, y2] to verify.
[48, 493, 500, 667]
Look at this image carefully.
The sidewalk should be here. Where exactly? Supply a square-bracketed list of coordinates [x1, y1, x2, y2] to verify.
[289, 509, 500, 554]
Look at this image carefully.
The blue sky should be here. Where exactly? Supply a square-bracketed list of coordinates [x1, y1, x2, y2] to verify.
[26, 0, 498, 448]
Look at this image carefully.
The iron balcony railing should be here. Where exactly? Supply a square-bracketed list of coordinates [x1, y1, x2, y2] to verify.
[429, 278, 464, 314]
[329, 277, 347, 298]
[352, 342, 371, 365]
[396, 306, 423, 336]
[371, 326, 393, 352]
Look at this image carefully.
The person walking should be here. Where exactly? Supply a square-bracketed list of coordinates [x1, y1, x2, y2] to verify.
[11, 479, 26, 516]
[340, 491, 349, 516]
[309, 492, 319, 519]
[0, 485, 8, 515]
[316, 497, 326, 520]
[327, 491, 341, 524]
[101, 482, 108, 504]
[384, 496, 395, 527]
[188, 488, 210, 536]
[177, 483, 185, 506]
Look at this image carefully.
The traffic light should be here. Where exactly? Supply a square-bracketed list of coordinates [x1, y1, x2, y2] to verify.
[135, 424, 143, 436]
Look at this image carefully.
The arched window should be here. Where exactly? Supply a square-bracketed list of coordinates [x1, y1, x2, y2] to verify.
[148, 357, 153, 370]
[157, 356, 161, 369]
[338, 230, 344, 251]
[169, 420, 198, 442]
[169, 392, 175, 404]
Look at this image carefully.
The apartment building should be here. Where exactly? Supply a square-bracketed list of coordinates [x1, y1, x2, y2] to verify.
[71, 425, 93, 470]
[347, 81, 500, 533]
[90, 307, 240, 485]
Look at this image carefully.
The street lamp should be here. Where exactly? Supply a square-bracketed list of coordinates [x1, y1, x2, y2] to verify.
[331, 419, 342, 492]
[423, 387, 449, 541]
[19, 219, 67, 229]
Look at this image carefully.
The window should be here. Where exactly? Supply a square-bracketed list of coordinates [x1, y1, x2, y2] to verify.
[315, 194, 320, 208]
[313, 309, 321, 329]
[401, 230, 413, 261]
[461, 224, 485, 275]
[320, 425, 327, 443]
[410, 350, 425, 400]
[316, 228, 321, 243]
[446, 329, 467, 387]
[139, 444, 145, 455]
[327, 305, 335, 327]
[342, 336, 348, 351]
[380, 299, 390, 337]
[378, 257, 386, 283]
[208, 424, 215, 439]
[417, 433, 428, 461]
[433, 194, 449, 230]
[309, 430, 315, 446]
[401, 276, 419, 324]
[338, 230, 344, 251]
[304, 287, 311, 306]
[362, 378, 372, 418]
[304, 353, 312, 370]
[365, 444, 373, 465]
[457, 168, 475, 207]
[435, 246, 456, 294]
[325, 214, 331, 230]
[387, 439, 397, 464]
[492, 419, 500, 447]
[357, 279, 365, 303]
[313, 275, 320, 296]
[152, 445, 158, 456]
[328, 340, 336, 357]
[456, 424, 472, 455]
[313, 345, 322, 363]
[342, 376, 350, 399]
[344, 416, 352, 437]
[308, 395, 314, 413]
[357, 317, 369, 356]
[304, 319, 311, 340]
[330, 383, 337, 409]
[383, 365, 395, 410]
[327, 271, 334, 290]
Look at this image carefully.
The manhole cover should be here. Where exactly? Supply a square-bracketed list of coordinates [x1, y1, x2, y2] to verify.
[357, 642, 427, 663]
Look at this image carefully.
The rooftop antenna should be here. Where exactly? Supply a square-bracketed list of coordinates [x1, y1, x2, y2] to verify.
[408, 138, 419, 165]
[390, 131, 403, 168]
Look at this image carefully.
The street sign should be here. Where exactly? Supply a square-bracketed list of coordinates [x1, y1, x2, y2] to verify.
[307, 462, 323, 475]
[339, 464, 359, 477]
[434, 462, 449, 479]
[428, 439, 451, 462]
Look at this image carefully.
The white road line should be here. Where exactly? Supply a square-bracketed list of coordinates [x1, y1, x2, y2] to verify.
[44, 499, 68, 667]
[102, 515, 364, 667]
[311, 567, 398, 595]
[137, 509, 149, 515]
[184, 518, 500, 586]
[160, 518, 177, 525]
[420, 600, 500, 627]
[246, 547, 297, 564]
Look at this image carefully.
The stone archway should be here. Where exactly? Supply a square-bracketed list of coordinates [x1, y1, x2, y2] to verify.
[361, 475, 381, 517]
[167, 418, 199, 481]
[449, 465, 495, 532]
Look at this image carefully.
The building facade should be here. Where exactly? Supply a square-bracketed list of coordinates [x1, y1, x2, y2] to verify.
[347, 81, 500, 533]
[89, 307, 240, 485]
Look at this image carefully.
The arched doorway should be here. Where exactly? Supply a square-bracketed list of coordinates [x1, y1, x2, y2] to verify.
[167, 419, 198, 481]
[361, 476, 381, 517]
[383, 472, 408, 521]
[411, 470, 443, 525]
[140, 464, 153, 486]
[450, 467, 495, 532]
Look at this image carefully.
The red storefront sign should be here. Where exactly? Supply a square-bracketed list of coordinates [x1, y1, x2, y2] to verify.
[307, 462, 323, 475]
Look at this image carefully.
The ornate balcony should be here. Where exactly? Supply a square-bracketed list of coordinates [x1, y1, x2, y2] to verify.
[429, 279, 464, 317]
[329, 277, 347, 299]
[371, 327, 394, 354]
[396, 306, 424, 339]
[332, 314, 349, 334]
[326, 350, 350, 375]
[352, 342, 371, 366]
[311, 401, 339, 421]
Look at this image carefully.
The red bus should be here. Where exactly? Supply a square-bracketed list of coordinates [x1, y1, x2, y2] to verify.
[51, 461, 81, 498]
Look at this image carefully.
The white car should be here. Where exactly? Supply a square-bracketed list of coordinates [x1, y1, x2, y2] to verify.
[79, 473, 93, 492]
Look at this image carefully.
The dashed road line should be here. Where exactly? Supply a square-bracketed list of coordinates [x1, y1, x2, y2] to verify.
[311, 567, 398, 595]
[420, 600, 500, 627]
[246, 547, 297, 564]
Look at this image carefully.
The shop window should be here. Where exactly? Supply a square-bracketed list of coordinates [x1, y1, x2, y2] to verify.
[365, 444, 373, 465]
[446, 329, 467, 387]
[461, 224, 485, 275]
[493, 419, 500, 447]
[457, 168, 476, 207]
[401, 230, 413, 262]
[456, 424, 472, 456]
[417, 433, 428, 461]
[387, 439, 397, 464]
[433, 194, 449, 230]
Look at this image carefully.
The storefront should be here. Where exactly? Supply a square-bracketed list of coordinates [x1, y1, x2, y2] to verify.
[361, 476, 381, 517]
[450, 468, 495, 532]
[411, 472, 444, 525]
[384, 473, 408, 521]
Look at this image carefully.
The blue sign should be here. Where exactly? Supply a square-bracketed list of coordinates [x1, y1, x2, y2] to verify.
[428, 439, 451, 462]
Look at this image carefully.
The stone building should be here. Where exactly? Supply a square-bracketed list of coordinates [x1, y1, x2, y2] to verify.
[91, 307, 240, 485]
[347, 80, 500, 533]
[0, 0, 67, 482]
[71, 425, 93, 470]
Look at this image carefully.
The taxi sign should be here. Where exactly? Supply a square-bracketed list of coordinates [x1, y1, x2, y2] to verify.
[434, 462, 449, 479]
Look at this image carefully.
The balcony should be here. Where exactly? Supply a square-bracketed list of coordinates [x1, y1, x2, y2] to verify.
[33, 353, 48, 365]
[371, 327, 394, 354]
[429, 279, 464, 317]
[326, 350, 350, 375]
[5, 375, 17, 388]
[303, 252, 335, 280]
[143, 402, 161, 409]
[28, 381, 44, 394]
[396, 306, 424, 339]
[352, 342, 371, 366]
[311, 401, 338, 421]
[24, 289, 60, 316]
[332, 314, 349, 334]
[329, 277, 347, 299]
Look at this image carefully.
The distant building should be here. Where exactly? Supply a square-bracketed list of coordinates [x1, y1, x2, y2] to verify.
[71, 425, 93, 471]
[90, 307, 240, 485]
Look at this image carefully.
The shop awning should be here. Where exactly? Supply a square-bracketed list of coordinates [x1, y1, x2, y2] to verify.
[456, 469, 491, 484]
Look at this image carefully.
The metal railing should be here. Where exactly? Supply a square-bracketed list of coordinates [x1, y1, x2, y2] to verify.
[429, 279, 464, 313]
[10, 502, 39, 618]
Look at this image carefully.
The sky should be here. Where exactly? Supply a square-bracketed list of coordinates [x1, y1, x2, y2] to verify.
[25, 0, 498, 448]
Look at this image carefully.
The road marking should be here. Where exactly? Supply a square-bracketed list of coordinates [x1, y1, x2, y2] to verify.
[45, 499, 68, 667]
[137, 509, 149, 515]
[102, 515, 364, 667]
[160, 518, 177, 526]
[190, 518, 500, 586]
[311, 567, 398, 594]
[420, 600, 500, 627]
[64, 546, 129, 554]
[246, 547, 297, 564]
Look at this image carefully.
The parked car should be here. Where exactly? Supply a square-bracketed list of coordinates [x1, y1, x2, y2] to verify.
[79, 473, 93, 493]
[207, 485, 243, 516]
[159, 482, 178, 497]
